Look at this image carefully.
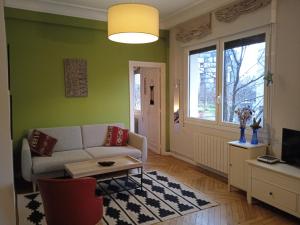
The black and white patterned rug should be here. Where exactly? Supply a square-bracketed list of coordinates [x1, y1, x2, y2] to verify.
[17, 171, 218, 225]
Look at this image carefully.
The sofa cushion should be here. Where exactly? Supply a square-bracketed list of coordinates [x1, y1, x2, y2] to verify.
[32, 150, 92, 174]
[81, 123, 124, 148]
[85, 146, 141, 159]
[29, 130, 57, 156]
[105, 126, 129, 146]
[28, 126, 83, 152]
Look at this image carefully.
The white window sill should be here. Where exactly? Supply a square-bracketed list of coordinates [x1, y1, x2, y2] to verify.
[183, 118, 269, 141]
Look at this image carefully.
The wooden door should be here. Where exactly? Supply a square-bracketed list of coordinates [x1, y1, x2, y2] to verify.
[140, 67, 161, 154]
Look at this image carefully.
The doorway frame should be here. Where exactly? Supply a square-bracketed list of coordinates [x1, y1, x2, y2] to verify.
[129, 61, 166, 155]
[0, 0, 16, 223]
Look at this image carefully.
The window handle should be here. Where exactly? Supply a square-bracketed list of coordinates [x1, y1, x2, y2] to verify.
[217, 95, 221, 104]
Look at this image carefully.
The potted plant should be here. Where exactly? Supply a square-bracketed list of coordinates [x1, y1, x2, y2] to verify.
[250, 118, 262, 144]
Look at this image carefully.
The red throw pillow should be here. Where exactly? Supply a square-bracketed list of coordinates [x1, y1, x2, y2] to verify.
[105, 126, 129, 146]
[29, 130, 57, 156]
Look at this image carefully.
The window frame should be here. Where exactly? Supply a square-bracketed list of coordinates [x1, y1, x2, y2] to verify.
[184, 40, 220, 126]
[184, 27, 271, 132]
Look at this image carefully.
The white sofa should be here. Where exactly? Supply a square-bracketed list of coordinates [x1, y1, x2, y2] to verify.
[21, 123, 147, 187]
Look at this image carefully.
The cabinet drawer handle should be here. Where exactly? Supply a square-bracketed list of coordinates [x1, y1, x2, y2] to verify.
[269, 192, 273, 196]
[229, 163, 232, 166]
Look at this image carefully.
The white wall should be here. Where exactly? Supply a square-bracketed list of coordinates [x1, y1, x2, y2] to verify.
[0, 0, 16, 224]
[271, 0, 300, 156]
[169, 2, 283, 160]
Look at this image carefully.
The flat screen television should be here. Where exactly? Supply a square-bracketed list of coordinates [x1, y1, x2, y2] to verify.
[282, 128, 300, 167]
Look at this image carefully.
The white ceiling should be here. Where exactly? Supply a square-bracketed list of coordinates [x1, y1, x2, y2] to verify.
[5, 0, 234, 28]
[46, 0, 207, 19]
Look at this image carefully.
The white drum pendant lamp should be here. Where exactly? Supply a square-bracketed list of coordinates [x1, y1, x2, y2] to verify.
[108, 3, 159, 44]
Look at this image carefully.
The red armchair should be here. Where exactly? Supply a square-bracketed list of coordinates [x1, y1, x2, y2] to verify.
[38, 177, 103, 225]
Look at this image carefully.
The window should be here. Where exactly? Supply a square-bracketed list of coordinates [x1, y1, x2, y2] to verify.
[134, 73, 141, 111]
[187, 31, 267, 127]
[189, 45, 217, 121]
[223, 34, 266, 125]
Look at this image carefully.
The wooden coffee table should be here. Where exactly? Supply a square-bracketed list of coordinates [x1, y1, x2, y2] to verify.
[64, 155, 143, 190]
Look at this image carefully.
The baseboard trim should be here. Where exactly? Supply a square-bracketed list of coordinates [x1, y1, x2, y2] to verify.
[170, 151, 228, 178]
[196, 163, 228, 178]
[170, 151, 197, 165]
[161, 151, 172, 156]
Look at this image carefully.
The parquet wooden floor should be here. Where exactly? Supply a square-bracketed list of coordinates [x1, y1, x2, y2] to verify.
[144, 151, 300, 225]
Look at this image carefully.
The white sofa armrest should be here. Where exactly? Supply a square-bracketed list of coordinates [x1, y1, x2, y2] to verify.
[21, 138, 33, 182]
[128, 132, 147, 162]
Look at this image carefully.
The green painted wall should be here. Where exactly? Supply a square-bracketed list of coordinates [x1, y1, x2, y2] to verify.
[5, 8, 169, 153]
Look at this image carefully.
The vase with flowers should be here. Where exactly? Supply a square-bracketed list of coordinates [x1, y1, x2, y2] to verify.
[235, 106, 254, 143]
[250, 118, 261, 144]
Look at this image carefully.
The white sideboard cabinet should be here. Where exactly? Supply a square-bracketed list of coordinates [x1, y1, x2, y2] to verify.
[228, 141, 267, 191]
[246, 160, 300, 218]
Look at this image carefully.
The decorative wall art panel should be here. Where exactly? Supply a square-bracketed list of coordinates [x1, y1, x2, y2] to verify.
[64, 58, 88, 97]
[215, 0, 272, 23]
[175, 13, 211, 43]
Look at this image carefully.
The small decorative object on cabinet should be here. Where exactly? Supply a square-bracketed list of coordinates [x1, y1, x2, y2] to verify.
[239, 127, 246, 143]
[246, 160, 300, 218]
[251, 128, 259, 144]
[250, 118, 262, 145]
[235, 106, 254, 143]
[228, 141, 266, 192]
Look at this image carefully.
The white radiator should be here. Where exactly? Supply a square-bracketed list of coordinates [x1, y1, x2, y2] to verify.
[194, 133, 229, 174]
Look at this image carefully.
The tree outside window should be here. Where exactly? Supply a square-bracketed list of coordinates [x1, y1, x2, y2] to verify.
[223, 34, 266, 125]
[187, 33, 266, 126]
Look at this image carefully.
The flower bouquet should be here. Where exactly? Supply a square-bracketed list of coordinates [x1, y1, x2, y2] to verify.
[235, 106, 254, 143]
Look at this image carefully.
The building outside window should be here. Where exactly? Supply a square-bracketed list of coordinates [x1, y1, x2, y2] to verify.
[189, 46, 217, 121]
